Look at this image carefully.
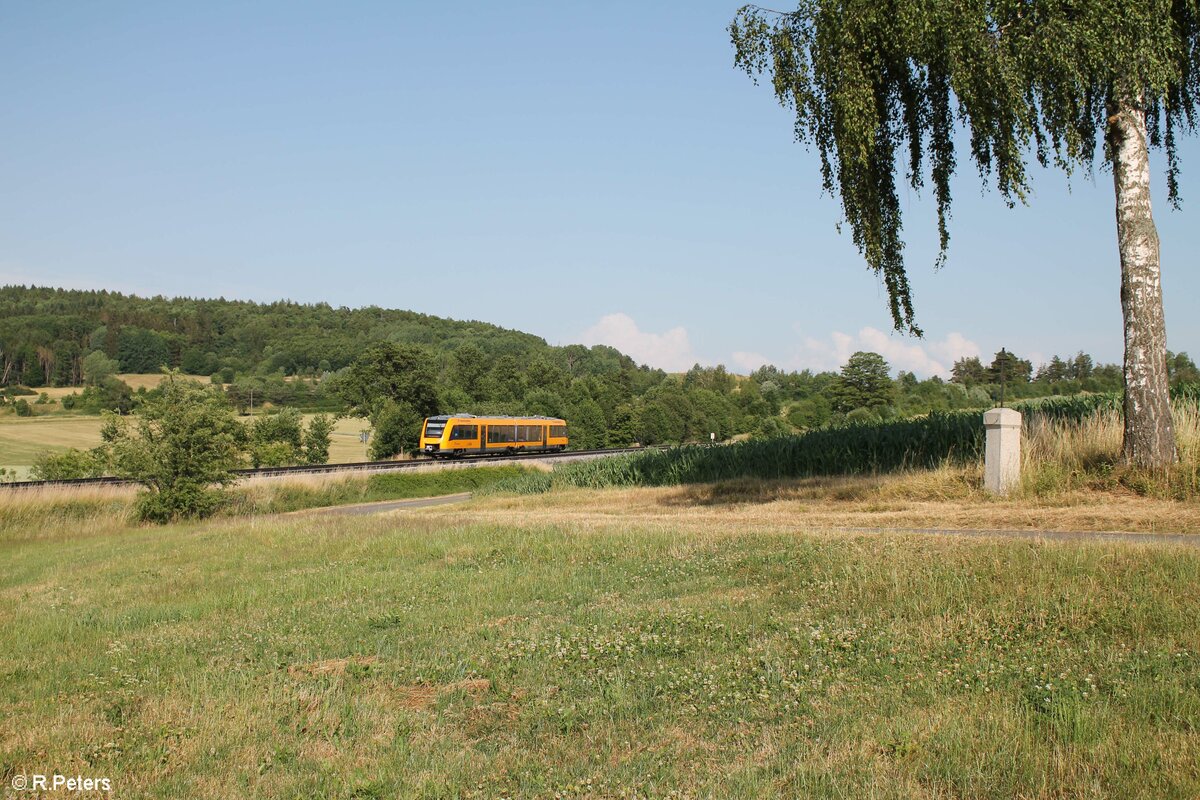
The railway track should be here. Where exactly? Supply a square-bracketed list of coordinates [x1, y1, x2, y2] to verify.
[0, 446, 654, 490]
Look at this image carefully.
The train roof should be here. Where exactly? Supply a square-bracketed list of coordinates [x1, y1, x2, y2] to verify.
[426, 414, 565, 422]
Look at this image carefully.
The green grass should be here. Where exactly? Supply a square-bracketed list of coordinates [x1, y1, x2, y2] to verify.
[1, 511, 1198, 798]
[0, 414, 107, 477]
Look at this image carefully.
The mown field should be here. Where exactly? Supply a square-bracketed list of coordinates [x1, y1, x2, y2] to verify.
[1, 485, 1198, 799]
[0, 412, 371, 479]
[1, 373, 375, 477]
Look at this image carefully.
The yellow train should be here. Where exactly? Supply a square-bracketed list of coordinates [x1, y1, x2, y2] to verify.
[420, 414, 568, 458]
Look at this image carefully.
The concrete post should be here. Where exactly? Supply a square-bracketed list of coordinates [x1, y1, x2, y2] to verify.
[983, 408, 1022, 495]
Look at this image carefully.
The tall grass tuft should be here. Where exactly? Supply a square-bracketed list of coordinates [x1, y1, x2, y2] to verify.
[0, 485, 137, 542]
[1022, 401, 1200, 499]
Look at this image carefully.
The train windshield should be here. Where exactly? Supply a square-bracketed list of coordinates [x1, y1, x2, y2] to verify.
[424, 420, 446, 439]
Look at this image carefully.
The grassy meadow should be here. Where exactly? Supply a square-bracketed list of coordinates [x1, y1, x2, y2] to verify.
[2, 480, 1199, 798]
[3, 392, 1199, 796]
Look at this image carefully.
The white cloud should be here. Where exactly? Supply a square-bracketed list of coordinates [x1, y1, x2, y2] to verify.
[927, 332, 982, 366]
[579, 312, 700, 373]
[577, 314, 980, 379]
[785, 327, 981, 378]
[730, 351, 771, 373]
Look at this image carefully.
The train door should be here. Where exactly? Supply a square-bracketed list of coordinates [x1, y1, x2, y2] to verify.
[480, 425, 487, 454]
[542, 424, 548, 450]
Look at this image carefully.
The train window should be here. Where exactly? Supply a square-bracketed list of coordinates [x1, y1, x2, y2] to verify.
[449, 424, 478, 440]
[550, 425, 568, 438]
[488, 426, 513, 443]
[424, 420, 445, 439]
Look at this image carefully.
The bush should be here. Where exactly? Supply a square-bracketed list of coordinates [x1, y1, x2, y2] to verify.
[14, 399, 32, 417]
[134, 483, 227, 523]
[303, 414, 335, 464]
[31, 448, 109, 480]
[248, 408, 304, 467]
[105, 374, 244, 522]
[369, 401, 422, 459]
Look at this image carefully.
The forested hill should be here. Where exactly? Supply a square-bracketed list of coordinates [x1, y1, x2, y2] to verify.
[4, 284, 1192, 450]
[0, 284, 639, 383]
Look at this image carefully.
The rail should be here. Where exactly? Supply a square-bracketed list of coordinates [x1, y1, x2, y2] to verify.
[0, 446, 657, 490]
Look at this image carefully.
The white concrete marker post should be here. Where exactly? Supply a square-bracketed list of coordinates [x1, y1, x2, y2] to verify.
[983, 408, 1022, 495]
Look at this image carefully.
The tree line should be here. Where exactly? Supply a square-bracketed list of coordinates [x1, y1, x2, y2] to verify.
[4, 286, 1196, 460]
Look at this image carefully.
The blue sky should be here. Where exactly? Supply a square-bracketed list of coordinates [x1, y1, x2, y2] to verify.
[2, 1, 1196, 376]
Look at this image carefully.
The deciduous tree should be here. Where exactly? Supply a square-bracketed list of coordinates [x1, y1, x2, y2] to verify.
[833, 351, 894, 413]
[102, 374, 243, 521]
[331, 342, 439, 422]
[731, 0, 1198, 466]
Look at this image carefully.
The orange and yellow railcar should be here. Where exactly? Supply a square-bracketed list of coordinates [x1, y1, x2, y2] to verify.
[419, 414, 568, 458]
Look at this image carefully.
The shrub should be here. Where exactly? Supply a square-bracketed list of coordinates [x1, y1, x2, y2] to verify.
[105, 374, 243, 522]
[31, 448, 109, 481]
[303, 414, 335, 464]
[369, 401, 422, 459]
[14, 399, 32, 417]
[248, 408, 304, 467]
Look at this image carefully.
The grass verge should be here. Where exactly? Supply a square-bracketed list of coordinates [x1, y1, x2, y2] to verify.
[0, 466, 535, 542]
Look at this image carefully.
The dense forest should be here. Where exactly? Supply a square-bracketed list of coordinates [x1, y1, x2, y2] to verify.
[2, 285, 1198, 450]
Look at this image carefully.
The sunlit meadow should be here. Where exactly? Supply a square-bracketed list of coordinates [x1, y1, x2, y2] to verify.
[2, 503, 1198, 798]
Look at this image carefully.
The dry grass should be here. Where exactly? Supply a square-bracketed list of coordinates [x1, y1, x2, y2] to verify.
[1022, 403, 1200, 499]
[0, 465, 534, 541]
[0, 483, 139, 541]
[450, 402, 1200, 537]
[415, 465, 1200, 535]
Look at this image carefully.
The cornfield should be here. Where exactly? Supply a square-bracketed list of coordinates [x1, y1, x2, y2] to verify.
[490, 386, 1200, 495]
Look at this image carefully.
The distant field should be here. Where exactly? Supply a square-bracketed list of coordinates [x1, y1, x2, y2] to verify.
[0, 406, 369, 477]
[0, 416, 107, 479]
[23, 373, 206, 403]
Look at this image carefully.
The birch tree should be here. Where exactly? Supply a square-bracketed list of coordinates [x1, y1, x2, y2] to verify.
[730, 0, 1199, 467]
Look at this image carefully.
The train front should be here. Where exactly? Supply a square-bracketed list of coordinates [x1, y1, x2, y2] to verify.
[419, 415, 450, 454]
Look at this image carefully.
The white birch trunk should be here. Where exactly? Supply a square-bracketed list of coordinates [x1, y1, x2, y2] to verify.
[1109, 98, 1176, 468]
